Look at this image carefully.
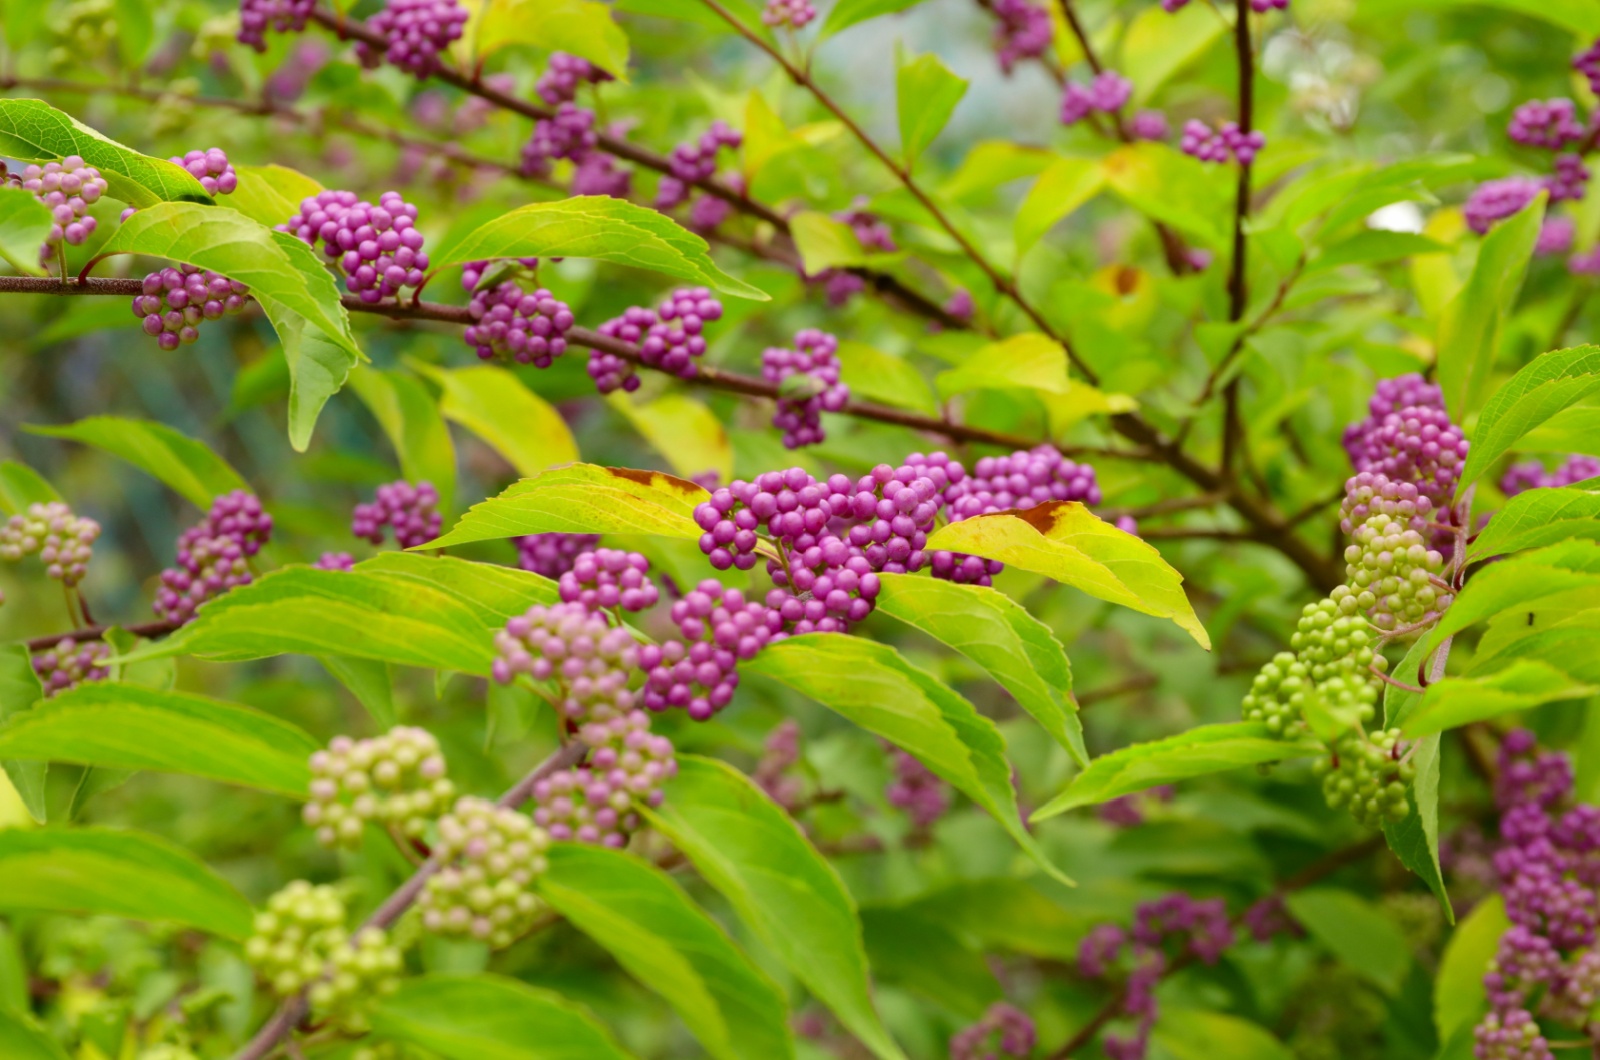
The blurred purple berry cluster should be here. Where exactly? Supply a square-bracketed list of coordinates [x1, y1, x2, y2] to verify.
[1501, 455, 1600, 497]
[1181, 119, 1265, 164]
[1, 501, 100, 587]
[31, 637, 111, 697]
[237, 0, 314, 51]
[20, 157, 106, 267]
[990, 0, 1051, 75]
[352, 481, 442, 551]
[536, 52, 613, 106]
[950, 1002, 1035, 1060]
[1061, 72, 1132, 126]
[516, 533, 601, 578]
[153, 491, 273, 624]
[355, 0, 468, 78]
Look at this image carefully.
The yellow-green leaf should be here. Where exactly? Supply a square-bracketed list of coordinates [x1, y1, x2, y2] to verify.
[935, 332, 1070, 398]
[347, 366, 458, 515]
[410, 361, 579, 478]
[1014, 156, 1104, 259]
[226, 164, 323, 228]
[0, 186, 50, 276]
[608, 392, 732, 481]
[0, 99, 212, 208]
[477, 0, 630, 78]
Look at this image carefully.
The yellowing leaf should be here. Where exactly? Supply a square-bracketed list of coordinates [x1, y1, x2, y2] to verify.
[477, 0, 630, 78]
[608, 392, 732, 481]
[789, 211, 870, 275]
[924, 502, 1211, 648]
[227, 164, 322, 228]
[1014, 156, 1104, 259]
[410, 361, 579, 477]
[936, 333, 1069, 399]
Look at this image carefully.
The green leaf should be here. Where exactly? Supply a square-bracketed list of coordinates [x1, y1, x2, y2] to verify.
[371, 973, 635, 1060]
[25, 416, 248, 510]
[537, 844, 794, 1060]
[860, 907, 1000, 1019]
[607, 392, 732, 481]
[408, 361, 580, 478]
[822, 0, 926, 36]
[874, 574, 1084, 765]
[935, 332, 1070, 399]
[477, 0, 630, 78]
[0, 461, 61, 516]
[1436, 193, 1544, 423]
[1152, 1009, 1295, 1060]
[1308, 230, 1447, 272]
[895, 52, 967, 169]
[1401, 661, 1594, 737]
[226, 164, 323, 229]
[0, 99, 212, 208]
[112, 0, 154, 65]
[1284, 889, 1411, 994]
[1014, 156, 1104, 259]
[642, 756, 906, 1060]
[1030, 723, 1321, 820]
[923, 502, 1211, 649]
[1382, 637, 1451, 919]
[321, 657, 397, 728]
[1418, 541, 1600, 660]
[941, 141, 1056, 203]
[1471, 485, 1600, 560]
[429, 464, 709, 548]
[834, 341, 938, 415]
[789, 211, 871, 275]
[1459, 345, 1600, 492]
[430, 198, 766, 301]
[0, 186, 50, 276]
[744, 634, 1071, 884]
[0, 1010, 68, 1060]
[1102, 143, 1229, 249]
[357, 551, 559, 620]
[1369, 0, 1600, 35]
[1435, 895, 1509, 1042]
[347, 367, 457, 516]
[271, 280, 363, 452]
[0, 645, 46, 824]
[0, 683, 316, 797]
[1121, 3, 1226, 105]
[0, 828, 253, 939]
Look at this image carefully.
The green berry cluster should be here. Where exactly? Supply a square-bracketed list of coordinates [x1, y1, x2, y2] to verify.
[243, 882, 403, 1030]
[1241, 651, 1311, 736]
[49, 0, 117, 69]
[303, 727, 456, 849]
[1313, 722, 1414, 827]
[1344, 513, 1450, 631]
[417, 796, 551, 949]
[0, 501, 100, 587]
[1291, 591, 1385, 679]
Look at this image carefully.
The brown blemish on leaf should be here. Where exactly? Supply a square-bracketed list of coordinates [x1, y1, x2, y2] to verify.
[1010, 500, 1087, 535]
[606, 466, 708, 499]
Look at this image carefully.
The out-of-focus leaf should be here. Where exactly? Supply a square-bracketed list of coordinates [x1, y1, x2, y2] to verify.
[1121, 3, 1227, 105]
[1152, 1009, 1295, 1060]
[1383, 638, 1451, 919]
[1471, 485, 1600, 560]
[428, 464, 708, 548]
[0, 683, 315, 796]
[371, 973, 634, 1059]
[0, 646, 46, 824]
[477, 0, 630, 77]
[0, 186, 50, 276]
[835, 342, 938, 415]
[0, 1010, 68, 1060]
[347, 367, 457, 515]
[1102, 143, 1229, 249]
[430, 198, 766, 301]
[822, 0, 926, 36]
[607, 392, 732, 481]
[1370, 0, 1600, 34]
[1285, 888, 1411, 994]
[1435, 895, 1509, 1042]
[875, 574, 1084, 765]
[227, 164, 323, 228]
[941, 141, 1055, 203]
[26, 416, 248, 510]
[409, 361, 579, 478]
[935, 333, 1070, 398]
[1402, 661, 1594, 736]
[1436, 194, 1544, 422]
[537, 844, 793, 1060]
[0, 99, 212, 208]
[860, 908, 1000, 1019]
[1031, 723, 1320, 819]
[643, 756, 906, 1060]
[0, 461, 61, 516]
[1013, 156, 1104, 260]
[1460, 345, 1600, 491]
[1308, 230, 1447, 272]
[790, 211, 870, 274]
[895, 51, 966, 169]
[925, 502, 1210, 648]
[0, 828, 253, 939]
[745, 634, 1071, 884]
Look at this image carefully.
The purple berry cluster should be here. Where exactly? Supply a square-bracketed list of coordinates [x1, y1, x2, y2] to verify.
[1077, 894, 1238, 1060]
[315, 551, 355, 571]
[1472, 731, 1600, 1060]
[754, 720, 805, 811]
[761, 0, 815, 29]
[521, 103, 598, 177]
[0, 502, 100, 587]
[352, 481, 441, 550]
[153, 491, 273, 625]
[886, 747, 948, 830]
[950, 1003, 1035, 1060]
[355, 0, 468, 78]
[991, 0, 1051, 75]
[1341, 372, 1468, 511]
[657, 121, 742, 212]
[1501, 455, 1600, 497]
[587, 307, 652, 394]
[279, 190, 430, 303]
[492, 602, 640, 722]
[21, 157, 106, 266]
[1129, 110, 1170, 141]
[532, 709, 677, 846]
[31, 638, 111, 697]
[461, 260, 574, 367]
[516, 533, 601, 578]
[131, 266, 252, 350]
[237, 0, 314, 51]
[638, 580, 781, 720]
[585, 288, 723, 393]
[304, 727, 456, 849]
[417, 796, 550, 949]
[558, 548, 660, 613]
[537, 52, 613, 106]
[1061, 71, 1132, 126]
[170, 148, 238, 195]
[762, 328, 849, 448]
[1508, 99, 1586, 150]
[1464, 178, 1545, 235]
[1181, 120, 1265, 164]
[1578, 40, 1600, 97]
[571, 150, 633, 198]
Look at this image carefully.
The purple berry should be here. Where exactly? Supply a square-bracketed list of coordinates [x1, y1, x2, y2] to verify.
[351, 481, 442, 550]
[354, 0, 469, 78]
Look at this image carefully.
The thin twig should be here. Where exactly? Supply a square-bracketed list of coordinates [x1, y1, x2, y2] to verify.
[1219, 0, 1257, 477]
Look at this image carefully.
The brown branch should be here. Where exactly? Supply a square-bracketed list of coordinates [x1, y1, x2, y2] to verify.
[232, 740, 590, 1060]
[1219, 0, 1256, 477]
[25, 618, 178, 653]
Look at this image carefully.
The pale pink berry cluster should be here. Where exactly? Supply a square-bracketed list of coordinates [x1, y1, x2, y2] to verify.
[492, 602, 640, 723]
[303, 727, 456, 849]
[352, 481, 441, 550]
[762, 0, 815, 29]
[31, 638, 111, 697]
[21, 156, 106, 266]
[533, 710, 677, 846]
[153, 491, 272, 625]
[418, 796, 551, 949]
[0, 501, 100, 587]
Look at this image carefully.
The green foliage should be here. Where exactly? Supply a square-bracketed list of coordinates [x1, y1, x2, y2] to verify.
[370, 974, 635, 1059]
[431, 464, 709, 547]
[25, 417, 248, 510]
